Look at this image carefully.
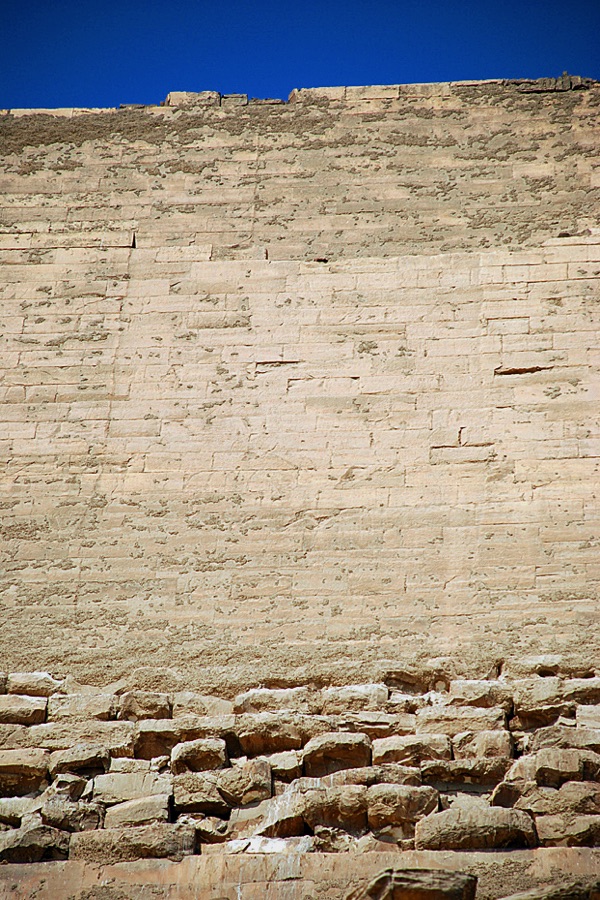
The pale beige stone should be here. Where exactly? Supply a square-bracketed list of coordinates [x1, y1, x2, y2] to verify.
[0, 695, 46, 726]
[104, 794, 170, 828]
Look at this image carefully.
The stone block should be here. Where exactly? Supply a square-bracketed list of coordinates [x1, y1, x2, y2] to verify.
[453, 730, 514, 759]
[172, 772, 230, 816]
[0, 824, 69, 862]
[40, 798, 103, 832]
[171, 692, 233, 717]
[303, 785, 368, 835]
[0, 748, 49, 796]
[321, 764, 421, 788]
[47, 693, 118, 722]
[92, 771, 172, 805]
[254, 792, 305, 838]
[134, 720, 182, 758]
[6, 672, 63, 697]
[366, 784, 438, 830]
[0, 695, 46, 726]
[104, 794, 170, 828]
[218, 758, 272, 806]
[448, 679, 513, 711]
[421, 758, 512, 787]
[321, 683, 388, 713]
[348, 868, 477, 900]
[262, 750, 301, 782]
[578, 707, 600, 729]
[535, 814, 600, 847]
[171, 738, 228, 774]
[534, 749, 600, 787]
[416, 706, 506, 736]
[415, 806, 536, 850]
[373, 734, 452, 766]
[233, 687, 312, 713]
[49, 743, 110, 777]
[302, 732, 371, 777]
[69, 822, 196, 862]
[235, 713, 304, 756]
[118, 691, 171, 721]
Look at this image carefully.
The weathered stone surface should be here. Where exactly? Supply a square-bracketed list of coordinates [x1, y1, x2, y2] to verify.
[322, 684, 388, 714]
[104, 794, 170, 828]
[577, 707, 600, 729]
[449, 680, 513, 711]
[233, 687, 313, 713]
[535, 814, 600, 847]
[235, 713, 305, 756]
[47, 693, 118, 722]
[453, 730, 514, 759]
[13, 720, 135, 755]
[92, 771, 172, 805]
[40, 798, 103, 832]
[303, 785, 368, 835]
[416, 707, 506, 736]
[530, 726, 600, 755]
[0, 824, 69, 862]
[498, 880, 600, 900]
[347, 867, 477, 900]
[321, 764, 421, 788]
[0, 695, 46, 725]
[49, 743, 109, 777]
[172, 772, 231, 816]
[218, 758, 272, 806]
[366, 784, 438, 831]
[512, 678, 572, 728]
[254, 792, 305, 838]
[118, 691, 171, 721]
[415, 807, 537, 850]
[6, 672, 63, 697]
[172, 692, 233, 718]
[69, 822, 195, 862]
[303, 732, 372, 777]
[534, 749, 600, 788]
[0, 796, 43, 826]
[171, 737, 228, 774]
[263, 750, 301, 782]
[373, 735, 452, 766]
[514, 782, 600, 817]
[422, 758, 512, 787]
[134, 720, 182, 759]
[0, 748, 49, 796]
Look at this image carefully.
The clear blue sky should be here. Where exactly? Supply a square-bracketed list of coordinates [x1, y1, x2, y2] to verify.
[2, 0, 599, 108]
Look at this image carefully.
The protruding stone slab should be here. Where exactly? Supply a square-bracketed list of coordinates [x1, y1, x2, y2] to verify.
[0, 695, 46, 726]
[6, 672, 63, 697]
[366, 784, 438, 831]
[104, 794, 170, 828]
[373, 735, 452, 766]
[118, 691, 171, 721]
[303, 732, 372, 777]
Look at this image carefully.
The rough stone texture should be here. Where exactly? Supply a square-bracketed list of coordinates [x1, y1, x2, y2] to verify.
[347, 867, 477, 900]
[415, 807, 537, 850]
[69, 822, 196, 862]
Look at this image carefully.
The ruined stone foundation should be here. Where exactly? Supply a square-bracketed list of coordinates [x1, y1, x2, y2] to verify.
[0, 78, 599, 895]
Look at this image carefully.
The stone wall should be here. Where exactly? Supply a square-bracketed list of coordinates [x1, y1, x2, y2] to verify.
[0, 79, 599, 890]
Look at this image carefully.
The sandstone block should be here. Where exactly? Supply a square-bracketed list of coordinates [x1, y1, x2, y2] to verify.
[334, 711, 416, 739]
[373, 734, 451, 766]
[6, 672, 63, 697]
[0, 796, 43, 826]
[171, 692, 233, 717]
[254, 792, 305, 838]
[92, 771, 172, 805]
[321, 683, 388, 713]
[233, 687, 313, 713]
[134, 720, 182, 758]
[448, 679, 513, 711]
[514, 781, 600, 816]
[535, 814, 600, 847]
[303, 732, 371, 777]
[263, 750, 301, 782]
[453, 730, 514, 759]
[303, 785, 368, 835]
[40, 798, 103, 832]
[0, 748, 49, 796]
[0, 824, 69, 862]
[415, 806, 536, 850]
[47, 693, 118, 722]
[562, 678, 600, 706]
[512, 677, 571, 728]
[530, 725, 600, 754]
[104, 794, 170, 828]
[321, 764, 421, 788]
[184, 814, 228, 844]
[235, 713, 304, 756]
[218, 758, 271, 806]
[69, 822, 195, 862]
[118, 691, 171, 721]
[534, 748, 600, 787]
[49, 743, 109, 777]
[0, 694, 46, 726]
[366, 784, 438, 831]
[421, 758, 512, 787]
[416, 706, 506, 736]
[348, 867, 477, 900]
[25, 721, 135, 755]
[172, 772, 230, 816]
[577, 706, 600, 729]
[171, 738, 228, 774]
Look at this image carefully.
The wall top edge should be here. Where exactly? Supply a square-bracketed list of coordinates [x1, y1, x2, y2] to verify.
[1, 75, 597, 117]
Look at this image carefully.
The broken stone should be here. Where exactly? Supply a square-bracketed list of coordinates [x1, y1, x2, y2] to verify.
[171, 738, 228, 774]
[416, 706, 506, 736]
[0, 796, 43, 827]
[321, 684, 388, 714]
[303, 785, 368, 836]
[182, 814, 228, 843]
[118, 691, 171, 721]
[172, 772, 230, 816]
[92, 771, 172, 805]
[514, 781, 600, 816]
[366, 784, 438, 831]
[40, 798, 103, 832]
[453, 730, 514, 759]
[43, 773, 87, 802]
[535, 814, 600, 847]
[347, 867, 477, 900]
[530, 725, 600, 754]
[303, 732, 371, 777]
[449, 679, 513, 711]
[254, 791, 305, 838]
[218, 758, 271, 806]
[497, 879, 600, 900]
[6, 672, 63, 697]
[313, 824, 355, 852]
[415, 806, 536, 850]
[562, 678, 600, 706]
[421, 758, 512, 788]
[69, 822, 195, 862]
[0, 748, 49, 796]
[0, 823, 69, 862]
[511, 677, 573, 729]
[235, 713, 304, 756]
[49, 743, 109, 777]
[534, 748, 600, 787]
[104, 794, 170, 828]
[47, 693, 118, 722]
[372, 734, 451, 766]
[0, 694, 46, 726]
[263, 750, 301, 782]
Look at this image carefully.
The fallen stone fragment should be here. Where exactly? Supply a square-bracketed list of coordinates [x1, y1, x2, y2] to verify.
[118, 691, 171, 721]
[347, 867, 477, 900]
[218, 758, 271, 806]
[0, 748, 49, 796]
[0, 824, 70, 862]
[0, 694, 47, 726]
[171, 738, 228, 774]
[303, 785, 368, 835]
[372, 734, 451, 766]
[104, 794, 170, 828]
[421, 758, 512, 787]
[416, 706, 506, 736]
[535, 814, 600, 847]
[414, 806, 536, 850]
[303, 732, 371, 777]
[49, 743, 109, 777]
[453, 730, 514, 759]
[47, 693, 118, 722]
[92, 771, 172, 805]
[69, 822, 196, 862]
[366, 784, 438, 831]
[40, 798, 103, 832]
[321, 684, 388, 714]
[6, 672, 63, 697]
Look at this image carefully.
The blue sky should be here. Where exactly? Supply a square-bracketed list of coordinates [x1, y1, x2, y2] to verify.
[2, 0, 599, 108]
